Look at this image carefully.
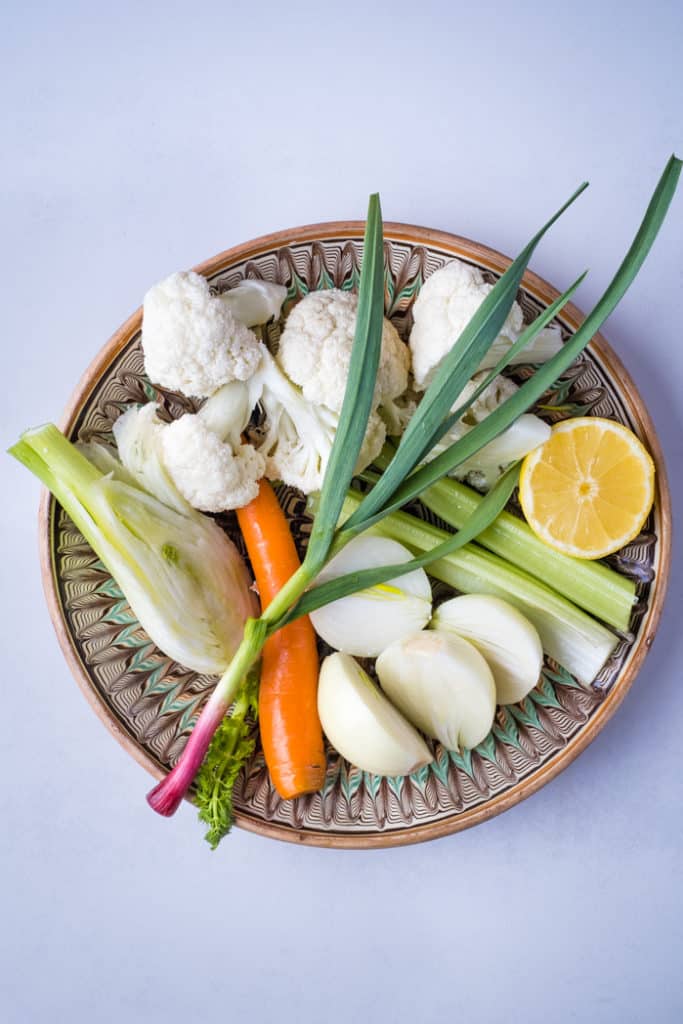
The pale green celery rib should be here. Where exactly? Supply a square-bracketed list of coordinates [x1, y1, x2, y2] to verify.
[337, 490, 618, 686]
[421, 477, 636, 631]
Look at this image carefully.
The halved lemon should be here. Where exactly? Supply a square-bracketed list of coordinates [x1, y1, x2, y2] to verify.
[519, 417, 655, 560]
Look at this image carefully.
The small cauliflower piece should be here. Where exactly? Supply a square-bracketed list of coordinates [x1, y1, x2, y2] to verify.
[116, 381, 266, 513]
[113, 402, 189, 513]
[409, 260, 523, 389]
[480, 323, 563, 372]
[252, 346, 386, 494]
[456, 372, 519, 423]
[162, 414, 265, 512]
[163, 379, 266, 512]
[142, 271, 264, 398]
[380, 387, 419, 438]
[277, 288, 409, 414]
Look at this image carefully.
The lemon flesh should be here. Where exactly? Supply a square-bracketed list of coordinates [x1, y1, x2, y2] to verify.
[519, 417, 655, 560]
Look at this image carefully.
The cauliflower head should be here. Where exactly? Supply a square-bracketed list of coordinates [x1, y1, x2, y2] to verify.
[409, 260, 524, 390]
[142, 271, 263, 398]
[251, 346, 386, 494]
[162, 415, 265, 513]
[277, 288, 409, 414]
[115, 382, 265, 514]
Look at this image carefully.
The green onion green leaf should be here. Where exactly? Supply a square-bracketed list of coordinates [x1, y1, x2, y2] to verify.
[304, 194, 386, 571]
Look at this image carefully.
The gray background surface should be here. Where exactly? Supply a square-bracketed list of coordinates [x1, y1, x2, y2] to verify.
[2, 2, 682, 1021]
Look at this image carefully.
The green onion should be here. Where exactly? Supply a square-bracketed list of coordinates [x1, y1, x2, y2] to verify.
[331, 489, 618, 686]
[148, 157, 680, 823]
[146, 193, 389, 815]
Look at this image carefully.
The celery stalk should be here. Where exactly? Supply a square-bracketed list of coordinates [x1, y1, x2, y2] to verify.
[335, 490, 618, 685]
[422, 477, 635, 631]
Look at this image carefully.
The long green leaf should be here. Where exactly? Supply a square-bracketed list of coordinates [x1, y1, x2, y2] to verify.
[343, 154, 682, 532]
[303, 194, 386, 570]
[271, 464, 519, 631]
[342, 182, 588, 531]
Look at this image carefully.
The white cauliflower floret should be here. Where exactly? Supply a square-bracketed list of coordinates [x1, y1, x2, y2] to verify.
[359, 411, 388, 471]
[380, 388, 420, 437]
[456, 373, 519, 425]
[277, 289, 409, 414]
[142, 271, 265, 398]
[409, 260, 524, 389]
[162, 415, 265, 513]
[115, 381, 265, 513]
[408, 258, 564, 487]
[216, 278, 287, 328]
[251, 346, 386, 494]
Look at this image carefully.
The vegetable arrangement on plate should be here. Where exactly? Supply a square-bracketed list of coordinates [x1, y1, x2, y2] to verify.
[10, 156, 680, 848]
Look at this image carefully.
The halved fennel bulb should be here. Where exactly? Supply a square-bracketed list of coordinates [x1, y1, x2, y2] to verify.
[11, 424, 256, 676]
[432, 595, 543, 705]
[376, 631, 496, 751]
[309, 535, 432, 657]
[317, 653, 433, 776]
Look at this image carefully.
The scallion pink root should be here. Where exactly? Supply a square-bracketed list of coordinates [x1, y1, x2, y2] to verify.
[147, 690, 230, 816]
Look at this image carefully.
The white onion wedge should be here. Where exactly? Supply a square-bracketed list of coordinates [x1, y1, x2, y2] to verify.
[431, 595, 543, 705]
[309, 535, 432, 657]
[376, 631, 496, 751]
[317, 652, 433, 777]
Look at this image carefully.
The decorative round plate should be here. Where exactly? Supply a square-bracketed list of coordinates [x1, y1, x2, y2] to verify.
[40, 222, 671, 848]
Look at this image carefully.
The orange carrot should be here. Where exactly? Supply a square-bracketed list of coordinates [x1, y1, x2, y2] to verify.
[236, 480, 326, 799]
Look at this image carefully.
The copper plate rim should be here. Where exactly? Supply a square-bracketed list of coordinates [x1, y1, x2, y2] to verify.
[38, 221, 672, 849]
